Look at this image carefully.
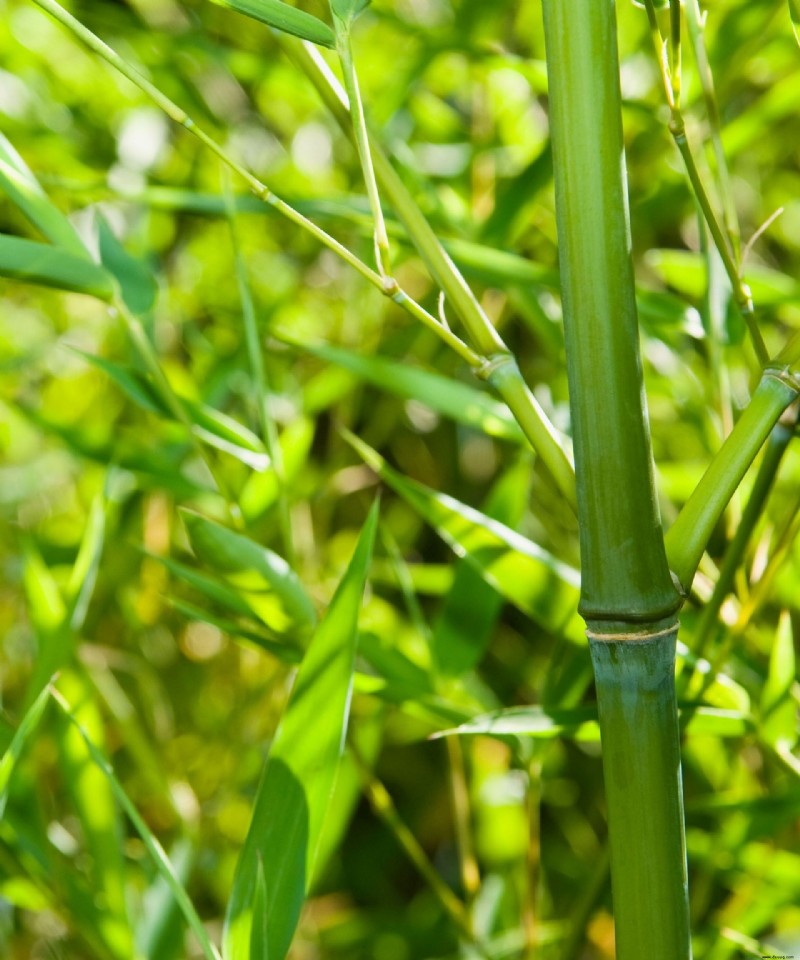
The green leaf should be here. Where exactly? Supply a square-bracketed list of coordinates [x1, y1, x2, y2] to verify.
[97, 215, 158, 316]
[790, 0, 800, 45]
[166, 596, 301, 663]
[287, 339, 525, 443]
[761, 611, 797, 750]
[51, 688, 223, 960]
[223, 501, 378, 960]
[181, 510, 317, 637]
[0, 234, 114, 299]
[431, 459, 530, 677]
[330, 0, 370, 25]
[433, 704, 751, 743]
[81, 352, 271, 470]
[56, 671, 133, 959]
[0, 132, 88, 258]
[137, 839, 194, 960]
[0, 685, 51, 819]
[345, 433, 584, 641]
[210, 0, 335, 46]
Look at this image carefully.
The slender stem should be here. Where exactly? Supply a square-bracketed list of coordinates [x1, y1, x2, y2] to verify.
[29, 0, 479, 372]
[682, 404, 796, 675]
[479, 355, 577, 514]
[282, 38, 578, 509]
[223, 174, 295, 561]
[684, 0, 740, 254]
[334, 20, 391, 277]
[351, 750, 476, 944]
[665, 368, 800, 592]
[112, 296, 241, 521]
[642, 0, 768, 366]
[445, 738, 480, 907]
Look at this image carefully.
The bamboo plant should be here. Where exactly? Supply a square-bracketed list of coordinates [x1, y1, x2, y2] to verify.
[1, 0, 800, 958]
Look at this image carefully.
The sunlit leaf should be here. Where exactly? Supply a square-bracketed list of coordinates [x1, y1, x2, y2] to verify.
[209, 0, 335, 46]
[287, 339, 525, 443]
[181, 510, 316, 636]
[52, 688, 223, 960]
[761, 611, 797, 750]
[223, 501, 378, 960]
[0, 686, 51, 819]
[0, 132, 88, 257]
[346, 433, 584, 641]
[433, 704, 752, 742]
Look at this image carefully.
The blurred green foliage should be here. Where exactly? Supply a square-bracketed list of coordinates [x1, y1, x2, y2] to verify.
[0, 0, 800, 957]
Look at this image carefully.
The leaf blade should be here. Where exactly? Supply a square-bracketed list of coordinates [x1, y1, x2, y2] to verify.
[210, 0, 335, 46]
[223, 501, 378, 960]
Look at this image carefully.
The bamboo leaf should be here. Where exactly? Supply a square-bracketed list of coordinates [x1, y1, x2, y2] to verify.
[81, 352, 271, 470]
[288, 339, 525, 443]
[209, 0, 335, 46]
[137, 839, 194, 960]
[431, 459, 530, 677]
[51, 688, 223, 960]
[433, 704, 752, 742]
[330, 0, 369, 25]
[166, 596, 301, 663]
[56, 671, 133, 959]
[0, 234, 114, 299]
[790, 0, 800, 45]
[0, 132, 88, 257]
[97, 215, 158, 316]
[181, 510, 316, 637]
[0, 685, 51, 819]
[761, 611, 797, 750]
[223, 501, 378, 960]
[345, 433, 584, 641]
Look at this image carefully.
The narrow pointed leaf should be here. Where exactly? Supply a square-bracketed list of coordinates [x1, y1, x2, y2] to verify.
[289, 340, 524, 442]
[56, 671, 133, 959]
[761, 611, 797, 750]
[790, 0, 800, 45]
[433, 704, 751, 742]
[209, 0, 335, 46]
[432, 459, 530, 677]
[346, 433, 583, 640]
[0, 235, 113, 299]
[0, 685, 51, 818]
[181, 510, 316, 637]
[97, 215, 158, 315]
[0, 132, 88, 257]
[223, 501, 378, 960]
[51, 689, 223, 960]
[81, 352, 271, 470]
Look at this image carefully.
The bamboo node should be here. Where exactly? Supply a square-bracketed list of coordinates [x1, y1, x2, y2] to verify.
[586, 623, 678, 643]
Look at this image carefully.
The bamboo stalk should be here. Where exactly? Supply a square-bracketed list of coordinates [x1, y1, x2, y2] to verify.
[541, 1, 690, 956]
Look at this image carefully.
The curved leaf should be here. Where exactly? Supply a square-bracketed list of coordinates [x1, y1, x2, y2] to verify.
[0, 235, 113, 299]
[346, 433, 584, 642]
[0, 132, 88, 257]
[181, 510, 316, 636]
[210, 0, 335, 46]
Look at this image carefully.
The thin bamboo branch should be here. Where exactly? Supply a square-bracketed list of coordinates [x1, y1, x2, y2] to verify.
[665, 368, 800, 592]
[282, 38, 578, 510]
[29, 0, 481, 373]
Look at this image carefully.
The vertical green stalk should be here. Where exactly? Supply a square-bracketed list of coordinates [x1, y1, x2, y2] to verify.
[590, 633, 690, 960]
[541, 1, 689, 956]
